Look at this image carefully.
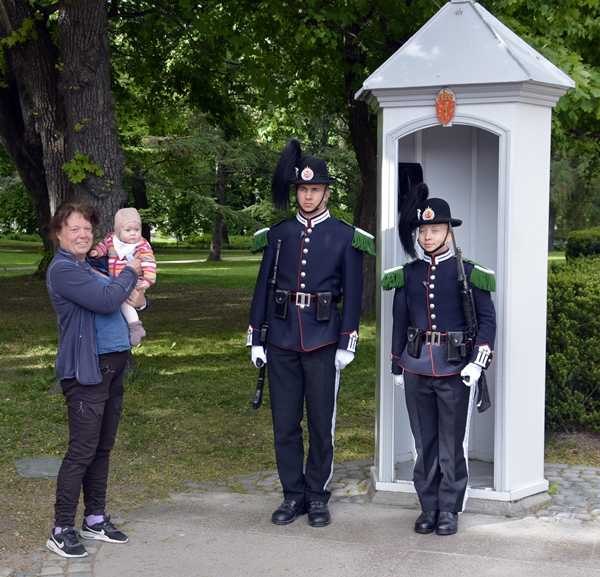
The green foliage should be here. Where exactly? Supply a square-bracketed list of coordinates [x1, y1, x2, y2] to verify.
[61, 151, 104, 184]
[546, 257, 600, 431]
[0, 12, 42, 48]
[0, 148, 37, 235]
[74, 118, 89, 132]
[565, 227, 600, 259]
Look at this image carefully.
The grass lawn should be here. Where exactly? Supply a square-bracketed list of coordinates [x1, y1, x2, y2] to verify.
[548, 251, 566, 262]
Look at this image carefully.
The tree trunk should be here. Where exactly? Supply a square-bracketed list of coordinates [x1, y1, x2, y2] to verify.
[58, 0, 127, 236]
[207, 158, 227, 261]
[548, 204, 557, 252]
[344, 28, 378, 314]
[0, 0, 72, 275]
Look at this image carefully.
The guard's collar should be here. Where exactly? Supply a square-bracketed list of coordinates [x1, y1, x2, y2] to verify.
[296, 208, 330, 228]
[423, 249, 453, 265]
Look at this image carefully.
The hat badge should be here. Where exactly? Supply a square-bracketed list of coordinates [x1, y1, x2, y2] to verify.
[422, 206, 435, 221]
[301, 166, 314, 181]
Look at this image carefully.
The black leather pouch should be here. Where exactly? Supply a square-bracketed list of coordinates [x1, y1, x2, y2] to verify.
[274, 289, 290, 319]
[407, 327, 423, 358]
[315, 292, 332, 321]
[446, 331, 464, 362]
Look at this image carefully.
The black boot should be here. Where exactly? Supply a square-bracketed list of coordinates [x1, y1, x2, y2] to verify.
[271, 500, 307, 525]
[436, 511, 458, 535]
[414, 510, 439, 534]
[307, 501, 331, 527]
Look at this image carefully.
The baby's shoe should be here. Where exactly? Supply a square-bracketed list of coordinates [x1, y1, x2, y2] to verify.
[128, 321, 146, 347]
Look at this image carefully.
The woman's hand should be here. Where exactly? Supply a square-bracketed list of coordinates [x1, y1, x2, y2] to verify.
[126, 287, 146, 309]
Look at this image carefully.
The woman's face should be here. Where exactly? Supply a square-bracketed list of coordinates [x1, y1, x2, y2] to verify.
[55, 212, 94, 261]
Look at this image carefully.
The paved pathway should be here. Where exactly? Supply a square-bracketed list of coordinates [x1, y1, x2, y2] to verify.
[4, 461, 600, 576]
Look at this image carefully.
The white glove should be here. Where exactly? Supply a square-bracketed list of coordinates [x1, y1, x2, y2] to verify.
[461, 363, 482, 387]
[393, 374, 404, 389]
[335, 349, 355, 370]
[251, 346, 267, 368]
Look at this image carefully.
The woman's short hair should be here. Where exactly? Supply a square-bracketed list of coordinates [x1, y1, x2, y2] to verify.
[48, 198, 100, 242]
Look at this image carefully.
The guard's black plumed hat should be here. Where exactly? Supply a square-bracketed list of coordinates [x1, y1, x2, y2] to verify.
[409, 197, 462, 227]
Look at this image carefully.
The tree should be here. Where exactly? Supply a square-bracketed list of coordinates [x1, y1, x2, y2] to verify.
[0, 0, 129, 275]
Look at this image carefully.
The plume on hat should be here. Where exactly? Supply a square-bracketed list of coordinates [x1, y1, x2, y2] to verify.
[399, 182, 429, 259]
[271, 138, 302, 212]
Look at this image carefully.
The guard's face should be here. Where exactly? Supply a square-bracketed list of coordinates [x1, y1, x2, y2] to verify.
[296, 184, 330, 217]
[418, 223, 450, 255]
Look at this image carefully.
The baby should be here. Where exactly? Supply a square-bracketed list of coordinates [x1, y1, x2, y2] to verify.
[89, 207, 156, 346]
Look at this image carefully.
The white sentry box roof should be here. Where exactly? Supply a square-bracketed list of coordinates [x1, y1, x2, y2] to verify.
[356, 0, 574, 101]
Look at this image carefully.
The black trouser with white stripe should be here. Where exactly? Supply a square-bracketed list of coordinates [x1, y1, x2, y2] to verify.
[267, 343, 338, 504]
[404, 372, 475, 513]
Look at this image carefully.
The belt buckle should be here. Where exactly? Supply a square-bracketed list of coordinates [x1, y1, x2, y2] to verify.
[295, 292, 310, 307]
[424, 331, 442, 345]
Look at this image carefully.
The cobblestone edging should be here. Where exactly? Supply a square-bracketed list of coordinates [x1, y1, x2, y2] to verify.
[5, 461, 600, 576]
[528, 464, 600, 527]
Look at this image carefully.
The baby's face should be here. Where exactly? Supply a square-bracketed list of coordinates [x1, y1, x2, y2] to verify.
[119, 222, 142, 244]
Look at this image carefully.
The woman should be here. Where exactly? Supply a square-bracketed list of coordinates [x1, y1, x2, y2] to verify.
[45, 198, 145, 558]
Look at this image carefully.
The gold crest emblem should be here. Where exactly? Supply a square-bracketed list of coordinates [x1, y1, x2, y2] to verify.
[436, 87, 456, 126]
[423, 206, 435, 221]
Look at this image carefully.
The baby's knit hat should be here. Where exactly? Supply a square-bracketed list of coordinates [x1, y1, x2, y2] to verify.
[114, 207, 141, 236]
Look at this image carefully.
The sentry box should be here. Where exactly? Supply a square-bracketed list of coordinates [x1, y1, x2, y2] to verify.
[356, 0, 574, 514]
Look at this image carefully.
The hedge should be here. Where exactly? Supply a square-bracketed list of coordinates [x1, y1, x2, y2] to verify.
[546, 256, 600, 432]
[565, 227, 600, 259]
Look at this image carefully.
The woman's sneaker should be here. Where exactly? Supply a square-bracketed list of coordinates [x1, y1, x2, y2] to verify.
[46, 527, 88, 558]
[80, 515, 129, 543]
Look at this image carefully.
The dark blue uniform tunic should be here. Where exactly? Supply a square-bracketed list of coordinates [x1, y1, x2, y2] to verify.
[387, 249, 496, 513]
[248, 209, 366, 503]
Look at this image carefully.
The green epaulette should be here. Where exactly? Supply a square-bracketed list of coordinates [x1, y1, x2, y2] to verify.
[464, 259, 496, 292]
[381, 265, 405, 291]
[250, 227, 270, 254]
[352, 227, 376, 256]
[340, 219, 376, 256]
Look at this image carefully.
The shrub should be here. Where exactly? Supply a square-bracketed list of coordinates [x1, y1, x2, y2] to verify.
[546, 256, 600, 432]
[565, 227, 600, 259]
